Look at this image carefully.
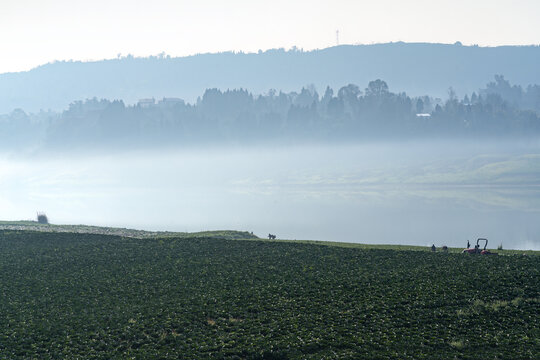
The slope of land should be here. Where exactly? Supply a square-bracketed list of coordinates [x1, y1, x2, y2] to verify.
[2, 42, 540, 113]
[0, 230, 538, 359]
[0, 221, 257, 240]
[1, 221, 535, 254]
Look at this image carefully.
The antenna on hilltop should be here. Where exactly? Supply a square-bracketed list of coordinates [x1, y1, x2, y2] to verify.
[336, 30, 340, 46]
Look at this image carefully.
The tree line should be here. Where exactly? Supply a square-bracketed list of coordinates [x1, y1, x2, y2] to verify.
[1, 76, 539, 151]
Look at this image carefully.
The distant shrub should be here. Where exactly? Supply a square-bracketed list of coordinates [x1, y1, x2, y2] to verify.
[498, 244, 503, 250]
[37, 212, 49, 224]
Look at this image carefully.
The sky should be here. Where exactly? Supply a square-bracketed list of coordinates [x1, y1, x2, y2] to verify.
[1, 0, 539, 73]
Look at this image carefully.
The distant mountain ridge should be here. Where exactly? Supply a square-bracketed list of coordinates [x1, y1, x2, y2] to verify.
[1, 42, 540, 114]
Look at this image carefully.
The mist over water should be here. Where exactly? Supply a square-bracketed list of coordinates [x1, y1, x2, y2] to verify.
[1, 140, 539, 250]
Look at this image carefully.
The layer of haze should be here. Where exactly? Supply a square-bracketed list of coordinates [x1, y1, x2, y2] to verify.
[1, 0, 540, 73]
[1, 141, 539, 250]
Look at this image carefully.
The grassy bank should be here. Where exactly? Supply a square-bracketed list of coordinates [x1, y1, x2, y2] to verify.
[0, 221, 257, 240]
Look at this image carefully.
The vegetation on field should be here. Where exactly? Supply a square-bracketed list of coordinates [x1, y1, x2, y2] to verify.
[0, 230, 538, 359]
[36, 213, 49, 224]
[0, 221, 257, 240]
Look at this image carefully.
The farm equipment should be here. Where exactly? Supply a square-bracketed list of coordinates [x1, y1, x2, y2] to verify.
[463, 238, 495, 255]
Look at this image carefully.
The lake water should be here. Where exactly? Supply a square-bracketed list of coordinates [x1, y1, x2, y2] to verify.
[1, 140, 539, 250]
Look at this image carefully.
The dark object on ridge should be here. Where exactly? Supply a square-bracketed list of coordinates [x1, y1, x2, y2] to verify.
[463, 238, 496, 255]
[37, 212, 49, 224]
[442, 245, 448, 252]
[268, 234, 276, 240]
[431, 244, 436, 252]
[467, 240, 470, 248]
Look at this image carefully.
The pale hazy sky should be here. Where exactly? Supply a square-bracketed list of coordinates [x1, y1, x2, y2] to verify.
[1, 0, 539, 73]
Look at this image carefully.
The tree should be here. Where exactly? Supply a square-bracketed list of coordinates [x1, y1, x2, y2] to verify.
[365, 80, 389, 97]
[337, 84, 361, 100]
[37, 212, 49, 224]
[416, 99, 424, 113]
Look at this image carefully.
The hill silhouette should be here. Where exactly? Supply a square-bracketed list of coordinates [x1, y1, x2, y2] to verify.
[1, 42, 540, 114]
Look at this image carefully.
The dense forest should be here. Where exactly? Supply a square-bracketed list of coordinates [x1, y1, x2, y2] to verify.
[1, 75, 540, 152]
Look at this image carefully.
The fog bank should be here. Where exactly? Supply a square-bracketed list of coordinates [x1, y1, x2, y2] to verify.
[1, 140, 539, 250]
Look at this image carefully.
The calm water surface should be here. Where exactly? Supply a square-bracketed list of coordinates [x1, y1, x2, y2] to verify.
[1, 140, 539, 250]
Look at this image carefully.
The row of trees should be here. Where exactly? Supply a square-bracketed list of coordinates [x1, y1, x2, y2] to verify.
[1, 76, 539, 151]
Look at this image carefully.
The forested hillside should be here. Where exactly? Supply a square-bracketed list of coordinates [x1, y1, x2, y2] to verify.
[1, 42, 540, 114]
